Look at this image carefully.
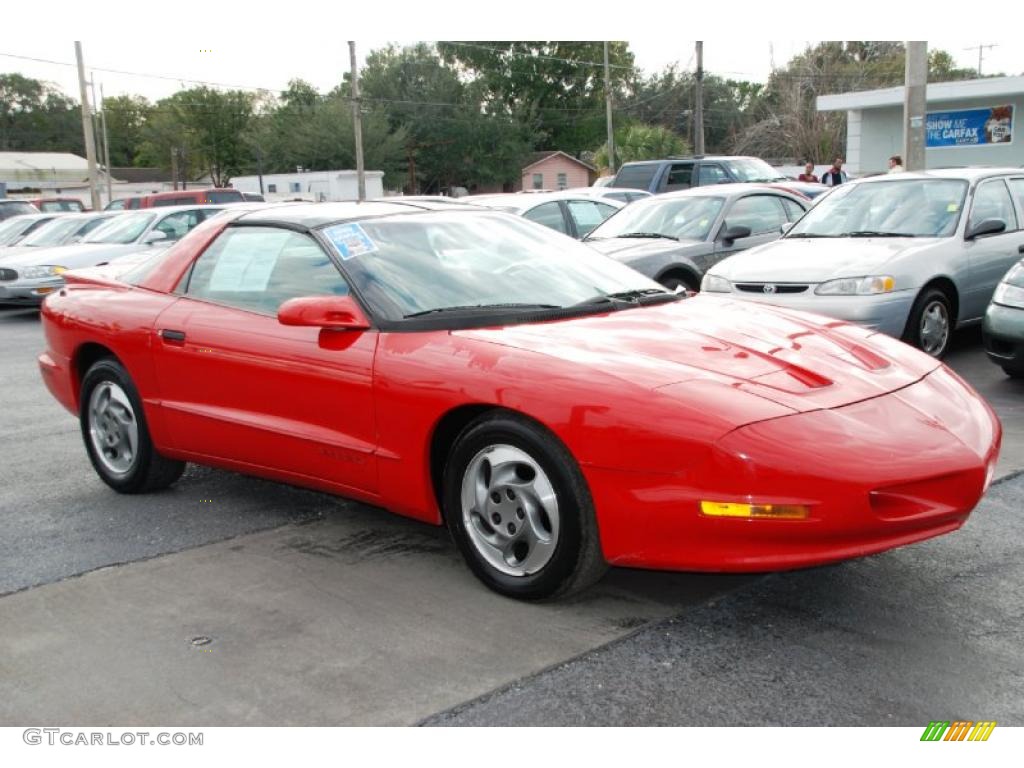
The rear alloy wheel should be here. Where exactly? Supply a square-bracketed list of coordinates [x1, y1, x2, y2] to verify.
[443, 412, 606, 599]
[80, 358, 185, 493]
[904, 288, 952, 358]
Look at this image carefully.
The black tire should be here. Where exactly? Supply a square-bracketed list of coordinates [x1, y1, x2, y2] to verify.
[80, 357, 185, 494]
[903, 287, 953, 358]
[659, 273, 698, 293]
[442, 411, 607, 600]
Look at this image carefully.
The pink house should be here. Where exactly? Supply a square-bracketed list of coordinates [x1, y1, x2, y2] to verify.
[519, 151, 596, 191]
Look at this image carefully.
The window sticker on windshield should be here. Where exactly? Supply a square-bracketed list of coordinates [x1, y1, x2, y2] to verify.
[947, 202, 959, 212]
[324, 223, 377, 260]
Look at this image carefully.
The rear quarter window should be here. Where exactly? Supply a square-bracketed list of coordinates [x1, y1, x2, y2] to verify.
[612, 164, 659, 191]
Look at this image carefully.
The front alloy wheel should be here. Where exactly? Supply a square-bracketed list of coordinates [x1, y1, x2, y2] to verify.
[919, 299, 950, 357]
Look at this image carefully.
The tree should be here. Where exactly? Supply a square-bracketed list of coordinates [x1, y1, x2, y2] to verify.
[101, 94, 151, 167]
[0, 73, 82, 154]
[593, 124, 689, 171]
[437, 41, 634, 158]
[137, 87, 254, 185]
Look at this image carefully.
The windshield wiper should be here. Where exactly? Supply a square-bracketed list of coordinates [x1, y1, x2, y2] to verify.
[845, 231, 914, 238]
[614, 232, 679, 241]
[572, 288, 678, 307]
[786, 232, 835, 238]
[404, 303, 560, 319]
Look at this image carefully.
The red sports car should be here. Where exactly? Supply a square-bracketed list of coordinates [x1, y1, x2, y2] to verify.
[38, 202, 1001, 599]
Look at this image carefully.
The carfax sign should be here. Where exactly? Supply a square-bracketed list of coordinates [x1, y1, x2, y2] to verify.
[926, 105, 1014, 148]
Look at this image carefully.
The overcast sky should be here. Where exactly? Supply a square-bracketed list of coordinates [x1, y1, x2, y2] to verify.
[2, 3, 1021, 103]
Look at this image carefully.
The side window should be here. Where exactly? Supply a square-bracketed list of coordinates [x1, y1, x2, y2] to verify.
[663, 163, 693, 192]
[185, 227, 350, 315]
[532, 173, 544, 190]
[697, 164, 728, 186]
[723, 195, 788, 236]
[780, 197, 806, 221]
[970, 179, 1018, 233]
[523, 202, 568, 234]
[566, 200, 616, 237]
[154, 210, 204, 241]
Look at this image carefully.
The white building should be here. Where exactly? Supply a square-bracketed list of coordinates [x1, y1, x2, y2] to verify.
[231, 170, 384, 202]
[817, 76, 1024, 175]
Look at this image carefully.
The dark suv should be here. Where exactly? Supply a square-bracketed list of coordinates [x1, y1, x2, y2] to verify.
[611, 155, 798, 195]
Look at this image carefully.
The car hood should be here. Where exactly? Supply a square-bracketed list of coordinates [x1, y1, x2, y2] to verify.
[711, 236, 942, 282]
[585, 237, 706, 262]
[0, 242, 146, 269]
[456, 295, 941, 414]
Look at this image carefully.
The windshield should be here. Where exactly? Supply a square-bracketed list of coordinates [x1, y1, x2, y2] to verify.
[20, 216, 92, 247]
[721, 158, 786, 182]
[320, 211, 665, 320]
[587, 195, 725, 241]
[84, 212, 156, 244]
[787, 178, 968, 238]
[0, 216, 42, 246]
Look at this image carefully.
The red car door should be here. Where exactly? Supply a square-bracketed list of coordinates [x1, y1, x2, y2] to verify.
[150, 224, 379, 495]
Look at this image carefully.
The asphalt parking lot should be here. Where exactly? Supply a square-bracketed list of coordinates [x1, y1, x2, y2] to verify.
[1, 306, 1022, 725]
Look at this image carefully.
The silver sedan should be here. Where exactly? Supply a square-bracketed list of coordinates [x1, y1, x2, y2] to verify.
[701, 168, 1024, 357]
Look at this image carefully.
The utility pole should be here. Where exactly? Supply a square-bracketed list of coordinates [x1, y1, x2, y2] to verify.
[903, 41, 928, 172]
[74, 42, 100, 210]
[99, 83, 112, 204]
[964, 44, 997, 76]
[693, 41, 705, 156]
[348, 41, 366, 201]
[604, 41, 616, 174]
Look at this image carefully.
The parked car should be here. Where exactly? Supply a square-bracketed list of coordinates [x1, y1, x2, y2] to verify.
[701, 168, 1024, 358]
[38, 202, 999, 598]
[0, 200, 39, 221]
[0, 212, 121, 255]
[609, 155, 824, 200]
[982, 258, 1024, 376]
[0, 205, 222, 305]
[583, 184, 808, 292]
[139, 188, 244, 207]
[27, 197, 87, 213]
[466, 191, 623, 239]
[0, 213, 66, 248]
[105, 196, 143, 211]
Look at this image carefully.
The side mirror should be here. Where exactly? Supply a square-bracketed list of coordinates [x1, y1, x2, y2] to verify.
[966, 218, 1006, 240]
[720, 224, 752, 244]
[780, 222, 795, 235]
[278, 295, 370, 330]
[141, 230, 169, 244]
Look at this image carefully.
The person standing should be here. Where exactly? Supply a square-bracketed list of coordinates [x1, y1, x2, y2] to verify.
[821, 158, 848, 187]
[888, 155, 905, 173]
[797, 162, 819, 183]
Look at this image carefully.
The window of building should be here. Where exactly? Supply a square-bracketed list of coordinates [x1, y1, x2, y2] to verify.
[267, 184, 277, 193]
[532, 173, 544, 190]
[557, 172, 568, 190]
[290, 182, 302, 193]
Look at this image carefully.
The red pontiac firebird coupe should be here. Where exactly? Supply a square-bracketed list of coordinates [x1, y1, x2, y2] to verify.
[38, 202, 1001, 599]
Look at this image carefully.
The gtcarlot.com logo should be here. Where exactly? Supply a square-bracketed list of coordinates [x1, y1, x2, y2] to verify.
[23, 728, 203, 746]
[920, 721, 996, 742]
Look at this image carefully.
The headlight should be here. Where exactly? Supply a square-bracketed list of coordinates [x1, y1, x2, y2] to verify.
[701, 274, 732, 293]
[815, 275, 895, 295]
[19, 265, 67, 280]
[993, 282, 1024, 309]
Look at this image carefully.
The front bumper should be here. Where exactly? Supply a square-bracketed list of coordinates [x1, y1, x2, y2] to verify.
[587, 365, 1001, 571]
[719, 289, 915, 338]
[0, 277, 64, 305]
[982, 301, 1024, 372]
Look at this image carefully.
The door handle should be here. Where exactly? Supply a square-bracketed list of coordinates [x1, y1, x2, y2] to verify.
[159, 329, 186, 342]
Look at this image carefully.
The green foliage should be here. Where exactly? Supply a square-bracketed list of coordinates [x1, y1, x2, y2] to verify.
[594, 124, 690, 170]
[0, 73, 83, 154]
[101, 94, 151, 167]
